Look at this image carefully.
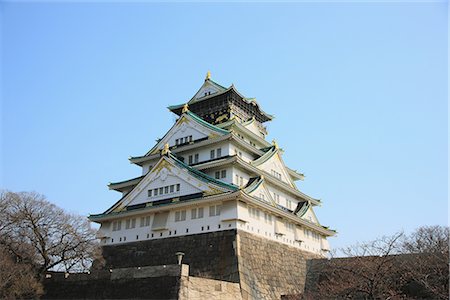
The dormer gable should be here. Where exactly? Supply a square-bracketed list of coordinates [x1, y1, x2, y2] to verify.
[145, 110, 229, 156]
[190, 77, 227, 103]
[105, 153, 238, 214]
[243, 176, 276, 206]
[251, 146, 296, 188]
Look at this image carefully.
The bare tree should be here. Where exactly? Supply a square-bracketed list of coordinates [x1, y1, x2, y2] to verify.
[304, 227, 449, 300]
[304, 232, 408, 299]
[400, 225, 449, 300]
[0, 190, 101, 279]
[0, 246, 43, 299]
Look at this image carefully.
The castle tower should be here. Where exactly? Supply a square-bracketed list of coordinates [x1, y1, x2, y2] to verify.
[89, 73, 335, 299]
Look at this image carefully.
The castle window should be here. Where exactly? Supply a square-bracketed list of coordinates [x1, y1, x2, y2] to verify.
[271, 169, 282, 180]
[235, 174, 239, 185]
[154, 188, 158, 196]
[176, 184, 180, 191]
[170, 185, 174, 193]
[112, 220, 122, 231]
[210, 149, 215, 159]
[125, 218, 136, 229]
[215, 171, 220, 179]
[273, 193, 280, 203]
[264, 213, 272, 224]
[239, 176, 244, 186]
[194, 154, 199, 163]
[148, 190, 152, 197]
[111, 238, 114, 243]
[140, 216, 151, 227]
[123, 236, 126, 241]
[136, 235, 139, 240]
[186, 228, 189, 233]
[159, 187, 163, 194]
[221, 170, 226, 178]
[175, 210, 186, 222]
[209, 205, 221, 217]
[248, 207, 260, 219]
[160, 232, 163, 237]
[191, 207, 204, 219]
[188, 155, 193, 165]
[217, 148, 222, 157]
[286, 199, 293, 210]
[164, 186, 169, 193]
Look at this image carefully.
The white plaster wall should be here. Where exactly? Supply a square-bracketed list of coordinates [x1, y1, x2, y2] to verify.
[231, 167, 251, 188]
[102, 202, 237, 245]
[244, 121, 265, 139]
[203, 167, 233, 185]
[176, 141, 230, 165]
[266, 185, 299, 211]
[101, 200, 328, 256]
[230, 142, 257, 163]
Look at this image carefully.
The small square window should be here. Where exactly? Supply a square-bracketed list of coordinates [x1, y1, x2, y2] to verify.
[210, 149, 215, 159]
[217, 148, 222, 157]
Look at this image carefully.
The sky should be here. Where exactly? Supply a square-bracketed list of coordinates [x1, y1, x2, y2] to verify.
[1, 1, 447, 250]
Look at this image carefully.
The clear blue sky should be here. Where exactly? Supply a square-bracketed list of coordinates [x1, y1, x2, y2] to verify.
[1, 2, 447, 250]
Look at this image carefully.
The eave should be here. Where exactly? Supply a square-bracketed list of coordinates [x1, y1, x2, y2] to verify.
[240, 192, 335, 236]
[194, 155, 321, 206]
[89, 191, 240, 223]
[216, 118, 271, 148]
[108, 175, 145, 192]
[287, 168, 305, 181]
[129, 133, 265, 166]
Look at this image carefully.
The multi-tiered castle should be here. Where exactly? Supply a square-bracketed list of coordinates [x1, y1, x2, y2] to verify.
[89, 73, 335, 299]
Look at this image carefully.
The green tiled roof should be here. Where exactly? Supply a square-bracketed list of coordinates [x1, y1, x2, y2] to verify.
[169, 153, 238, 191]
[186, 111, 229, 135]
[109, 175, 145, 187]
[252, 146, 277, 166]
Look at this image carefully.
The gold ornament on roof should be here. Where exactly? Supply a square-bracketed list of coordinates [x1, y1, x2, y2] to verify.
[205, 71, 211, 80]
[272, 139, 279, 149]
[182, 103, 189, 113]
[161, 143, 170, 156]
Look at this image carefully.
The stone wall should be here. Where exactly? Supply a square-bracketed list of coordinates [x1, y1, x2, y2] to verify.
[43, 265, 186, 299]
[179, 276, 242, 300]
[100, 230, 239, 282]
[44, 230, 320, 299]
[236, 230, 320, 300]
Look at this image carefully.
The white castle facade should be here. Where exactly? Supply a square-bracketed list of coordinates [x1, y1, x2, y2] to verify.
[90, 73, 335, 256]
